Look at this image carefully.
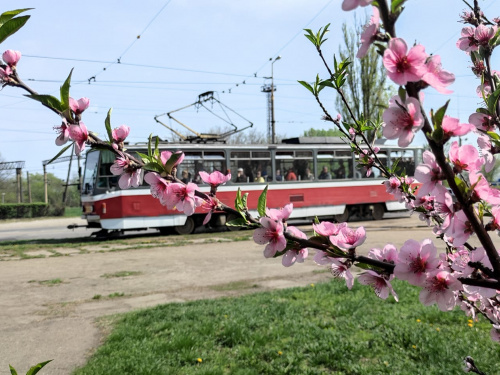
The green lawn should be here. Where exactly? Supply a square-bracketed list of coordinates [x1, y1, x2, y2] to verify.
[64, 206, 82, 217]
[73, 280, 499, 374]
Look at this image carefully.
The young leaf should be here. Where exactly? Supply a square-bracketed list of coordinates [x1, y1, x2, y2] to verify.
[164, 152, 183, 174]
[148, 134, 153, 157]
[242, 192, 249, 209]
[257, 185, 269, 217]
[226, 217, 249, 227]
[391, 0, 406, 13]
[431, 100, 450, 128]
[105, 108, 113, 142]
[60, 68, 73, 111]
[298, 80, 314, 94]
[154, 135, 160, 157]
[0, 15, 30, 44]
[0, 8, 33, 27]
[46, 143, 72, 165]
[235, 188, 244, 213]
[9, 365, 18, 375]
[25, 94, 62, 113]
[26, 360, 53, 375]
[487, 86, 500, 115]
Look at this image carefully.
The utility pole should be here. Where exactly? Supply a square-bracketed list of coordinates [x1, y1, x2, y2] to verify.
[16, 167, 22, 203]
[43, 164, 48, 204]
[270, 56, 281, 144]
[27, 171, 32, 203]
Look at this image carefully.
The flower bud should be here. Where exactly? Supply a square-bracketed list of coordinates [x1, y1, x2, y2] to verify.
[2, 50, 21, 67]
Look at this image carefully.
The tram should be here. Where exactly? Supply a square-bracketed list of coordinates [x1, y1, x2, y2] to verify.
[79, 137, 422, 235]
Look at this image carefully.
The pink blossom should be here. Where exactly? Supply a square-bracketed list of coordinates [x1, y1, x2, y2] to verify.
[201, 197, 219, 225]
[368, 244, 398, 263]
[356, 7, 379, 59]
[112, 125, 130, 143]
[282, 226, 308, 267]
[110, 156, 142, 189]
[253, 217, 287, 258]
[165, 182, 200, 216]
[444, 210, 473, 247]
[441, 116, 475, 138]
[313, 221, 346, 236]
[199, 170, 231, 188]
[382, 38, 427, 85]
[266, 203, 293, 221]
[160, 150, 185, 168]
[469, 171, 500, 205]
[382, 95, 423, 147]
[383, 176, 402, 200]
[341, 0, 372, 11]
[144, 172, 170, 205]
[330, 259, 354, 289]
[394, 238, 440, 286]
[490, 206, 500, 232]
[477, 135, 495, 173]
[69, 97, 90, 115]
[422, 55, 455, 94]
[358, 270, 398, 301]
[2, 50, 21, 67]
[448, 141, 482, 173]
[415, 151, 451, 206]
[419, 270, 461, 311]
[469, 112, 496, 132]
[68, 122, 89, 155]
[457, 26, 479, 52]
[54, 120, 70, 146]
[474, 24, 498, 46]
[0, 65, 12, 81]
[330, 225, 366, 250]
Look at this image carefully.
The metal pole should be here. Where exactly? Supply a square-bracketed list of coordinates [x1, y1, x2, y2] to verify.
[27, 171, 32, 203]
[43, 164, 48, 204]
[270, 56, 281, 144]
[16, 167, 21, 203]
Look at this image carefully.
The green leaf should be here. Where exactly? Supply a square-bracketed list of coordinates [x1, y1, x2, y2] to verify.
[454, 176, 467, 197]
[164, 152, 183, 174]
[60, 68, 73, 111]
[431, 100, 450, 128]
[487, 131, 500, 141]
[136, 152, 150, 163]
[226, 217, 248, 227]
[46, 143, 72, 165]
[476, 107, 491, 115]
[257, 185, 268, 217]
[489, 27, 500, 47]
[391, 0, 406, 13]
[142, 162, 164, 173]
[242, 192, 249, 209]
[154, 136, 160, 157]
[0, 15, 30, 44]
[148, 134, 153, 157]
[26, 360, 53, 375]
[398, 86, 406, 103]
[25, 94, 62, 113]
[105, 108, 113, 142]
[0, 8, 33, 27]
[235, 188, 243, 212]
[9, 365, 18, 375]
[487, 86, 500, 115]
[298, 80, 314, 94]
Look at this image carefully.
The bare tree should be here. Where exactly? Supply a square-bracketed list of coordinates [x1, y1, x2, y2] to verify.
[335, 17, 394, 143]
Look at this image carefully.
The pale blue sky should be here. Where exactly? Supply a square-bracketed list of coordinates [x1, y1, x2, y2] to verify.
[1, 0, 499, 178]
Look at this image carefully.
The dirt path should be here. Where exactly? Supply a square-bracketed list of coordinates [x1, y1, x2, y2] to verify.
[0, 216, 461, 374]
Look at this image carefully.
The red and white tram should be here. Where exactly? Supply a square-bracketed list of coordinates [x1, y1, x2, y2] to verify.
[80, 137, 422, 235]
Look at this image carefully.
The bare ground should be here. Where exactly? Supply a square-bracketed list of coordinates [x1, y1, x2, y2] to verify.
[0, 215, 457, 374]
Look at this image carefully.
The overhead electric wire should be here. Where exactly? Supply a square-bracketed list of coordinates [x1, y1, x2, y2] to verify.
[86, 0, 173, 83]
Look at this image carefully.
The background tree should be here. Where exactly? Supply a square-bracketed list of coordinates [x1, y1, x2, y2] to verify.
[335, 17, 394, 143]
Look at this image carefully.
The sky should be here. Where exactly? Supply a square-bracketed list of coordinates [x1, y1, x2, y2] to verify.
[1, 0, 499, 179]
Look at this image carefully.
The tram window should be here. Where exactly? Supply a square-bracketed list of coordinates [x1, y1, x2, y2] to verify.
[390, 150, 416, 176]
[83, 151, 100, 194]
[230, 151, 272, 183]
[276, 151, 313, 181]
[318, 151, 353, 180]
[177, 151, 227, 185]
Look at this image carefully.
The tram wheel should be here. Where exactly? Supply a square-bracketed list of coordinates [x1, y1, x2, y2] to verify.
[334, 206, 350, 222]
[372, 204, 385, 220]
[174, 217, 196, 235]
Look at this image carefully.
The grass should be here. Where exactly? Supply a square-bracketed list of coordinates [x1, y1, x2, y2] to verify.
[107, 292, 125, 299]
[64, 207, 82, 217]
[101, 271, 143, 278]
[29, 278, 63, 286]
[73, 280, 500, 375]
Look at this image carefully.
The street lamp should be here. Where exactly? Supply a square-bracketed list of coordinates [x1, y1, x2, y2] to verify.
[270, 55, 281, 144]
